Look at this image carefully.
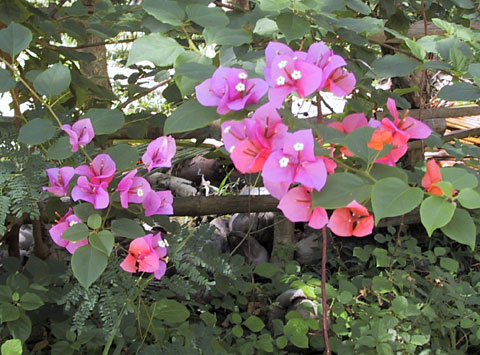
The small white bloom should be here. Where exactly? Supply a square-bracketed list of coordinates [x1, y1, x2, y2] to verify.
[229, 145, 235, 153]
[235, 82, 246, 92]
[69, 220, 78, 227]
[293, 56, 298, 60]
[223, 125, 231, 134]
[276, 76, 286, 86]
[137, 188, 144, 197]
[291, 70, 302, 80]
[279, 157, 290, 168]
[293, 142, 304, 151]
[277, 60, 288, 69]
[238, 72, 248, 79]
[158, 240, 167, 248]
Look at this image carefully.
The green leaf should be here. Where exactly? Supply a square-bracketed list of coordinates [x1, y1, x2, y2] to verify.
[335, 17, 384, 35]
[83, 108, 125, 135]
[71, 245, 108, 289]
[345, 126, 392, 164]
[410, 334, 430, 346]
[312, 173, 372, 209]
[372, 275, 392, 293]
[441, 208, 476, 250]
[440, 257, 459, 273]
[18, 118, 55, 145]
[392, 295, 408, 316]
[175, 62, 216, 82]
[254, 18, 279, 37]
[174, 51, 213, 96]
[243, 315, 265, 332]
[164, 100, 218, 135]
[458, 188, 480, 209]
[405, 39, 426, 60]
[7, 313, 31, 342]
[87, 214, 102, 229]
[438, 83, 480, 102]
[199, 311, 216, 327]
[276, 13, 310, 43]
[203, 27, 252, 47]
[0, 303, 20, 322]
[254, 263, 281, 278]
[369, 164, 408, 182]
[451, 0, 474, 9]
[276, 335, 288, 349]
[0, 68, 16, 93]
[290, 333, 309, 348]
[127, 33, 185, 67]
[89, 230, 114, 256]
[143, 0, 185, 26]
[33, 63, 71, 98]
[104, 144, 139, 171]
[0, 22, 32, 57]
[258, 0, 290, 11]
[232, 324, 243, 337]
[73, 203, 95, 222]
[62, 223, 89, 242]
[441, 167, 478, 189]
[345, 0, 371, 14]
[1, 339, 23, 355]
[47, 136, 74, 160]
[372, 178, 423, 224]
[371, 54, 419, 78]
[19, 292, 44, 311]
[420, 196, 456, 236]
[186, 4, 229, 27]
[376, 343, 394, 355]
[111, 218, 145, 238]
[152, 299, 190, 324]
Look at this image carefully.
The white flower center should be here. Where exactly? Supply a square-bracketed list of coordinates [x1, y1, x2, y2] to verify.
[235, 82, 246, 92]
[293, 142, 304, 151]
[276, 76, 286, 86]
[69, 221, 78, 227]
[277, 60, 288, 69]
[238, 72, 248, 79]
[137, 188, 144, 197]
[292, 70, 302, 80]
[279, 157, 290, 168]
[293, 56, 298, 60]
[223, 125, 231, 134]
[158, 240, 166, 248]
[229, 145, 235, 153]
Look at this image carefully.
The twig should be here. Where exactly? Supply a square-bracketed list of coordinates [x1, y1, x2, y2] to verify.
[49, 0, 68, 18]
[213, 1, 245, 11]
[117, 79, 172, 109]
[321, 227, 331, 355]
[368, 39, 423, 62]
[38, 38, 135, 50]
[389, 215, 405, 270]
[316, 93, 324, 124]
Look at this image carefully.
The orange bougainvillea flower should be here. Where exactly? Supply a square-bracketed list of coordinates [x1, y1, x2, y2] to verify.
[327, 200, 374, 237]
[421, 159, 443, 196]
[367, 129, 393, 151]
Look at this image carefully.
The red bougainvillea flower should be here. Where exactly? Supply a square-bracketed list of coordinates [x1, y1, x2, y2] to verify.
[116, 169, 151, 208]
[196, 67, 268, 115]
[71, 176, 110, 209]
[327, 200, 374, 237]
[61, 118, 95, 152]
[421, 159, 443, 196]
[49, 209, 88, 254]
[277, 186, 329, 229]
[142, 136, 176, 172]
[43, 167, 75, 196]
[75, 153, 116, 185]
[367, 129, 393, 151]
[142, 190, 173, 216]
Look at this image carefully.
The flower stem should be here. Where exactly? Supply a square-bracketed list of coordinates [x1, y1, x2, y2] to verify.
[322, 227, 331, 355]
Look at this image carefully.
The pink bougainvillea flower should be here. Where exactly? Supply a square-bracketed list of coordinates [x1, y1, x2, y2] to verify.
[277, 186, 328, 229]
[326, 68, 356, 97]
[142, 190, 173, 216]
[225, 103, 288, 173]
[367, 129, 393, 151]
[264, 42, 306, 82]
[327, 200, 374, 237]
[49, 208, 88, 254]
[262, 129, 327, 192]
[196, 67, 268, 115]
[71, 176, 110, 209]
[116, 169, 152, 208]
[328, 113, 369, 134]
[142, 136, 176, 172]
[221, 120, 247, 154]
[61, 118, 95, 152]
[421, 159, 443, 196]
[43, 167, 75, 196]
[146, 233, 168, 279]
[75, 153, 116, 185]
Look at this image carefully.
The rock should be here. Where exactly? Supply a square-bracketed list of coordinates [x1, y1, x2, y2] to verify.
[295, 232, 322, 265]
[227, 231, 269, 265]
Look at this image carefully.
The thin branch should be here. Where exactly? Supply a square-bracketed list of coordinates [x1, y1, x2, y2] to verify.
[368, 39, 423, 62]
[321, 227, 331, 355]
[213, 1, 246, 11]
[117, 79, 172, 109]
[49, 0, 68, 18]
[38, 38, 136, 51]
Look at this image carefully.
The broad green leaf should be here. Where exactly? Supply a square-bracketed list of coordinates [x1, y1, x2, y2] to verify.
[164, 100, 218, 135]
[451, 0, 474, 9]
[457, 188, 480, 209]
[175, 62, 216, 82]
[83, 108, 125, 135]
[7, 313, 31, 342]
[345, 126, 392, 164]
[71, 245, 108, 289]
[372, 178, 423, 224]
[243, 315, 265, 332]
[372, 275, 392, 293]
[312, 173, 372, 209]
[436, 37, 472, 61]
[276, 13, 310, 43]
[410, 334, 430, 346]
[276, 335, 288, 349]
[469, 63, 480, 78]
[420, 196, 456, 236]
[440, 257, 459, 273]
[19, 292, 44, 311]
[0, 22, 32, 57]
[254, 263, 281, 278]
[152, 299, 190, 324]
[1, 339, 22, 355]
[186, 4, 229, 27]
[33, 63, 71, 98]
[376, 343, 394, 355]
[254, 18, 278, 37]
[290, 333, 309, 348]
[441, 167, 478, 189]
[73, 203, 95, 221]
[18, 118, 55, 145]
[143, 0, 185, 26]
[47, 136, 74, 160]
[0, 68, 16, 93]
[87, 214, 102, 229]
[89, 230, 114, 256]
[111, 218, 145, 238]
[405, 39, 426, 60]
[127, 33, 185, 67]
[0, 303, 20, 322]
[334, 17, 384, 34]
[174, 53, 214, 96]
[104, 144, 139, 171]
[62, 223, 89, 242]
[345, 0, 371, 14]
[450, 47, 468, 71]
[203, 27, 252, 46]
[369, 164, 408, 182]
[441, 208, 476, 250]
[438, 83, 480, 102]
[258, 0, 290, 11]
[371, 54, 419, 78]
[232, 324, 243, 337]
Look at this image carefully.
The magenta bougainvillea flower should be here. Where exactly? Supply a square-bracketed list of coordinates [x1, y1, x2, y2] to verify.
[120, 233, 168, 279]
[43, 167, 75, 196]
[142, 190, 174, 216]
[277, 186, 329, 229]
[196, 67, 268, 115]
[75, 153, 116, 184]
[61, 118, 95, 152]
[327, 200, 374, 237]
[49, 209, 88, 254]
[71, 176, 110, 209]
[116, 169, 151, 208]
[142, 136, 176, 172]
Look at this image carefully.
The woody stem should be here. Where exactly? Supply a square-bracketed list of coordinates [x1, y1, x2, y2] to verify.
[322, 227, 331, 355]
